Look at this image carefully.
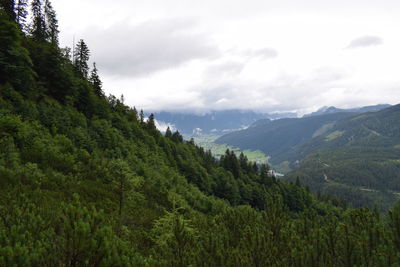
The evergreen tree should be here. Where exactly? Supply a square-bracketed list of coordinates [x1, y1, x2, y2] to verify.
[0, 0, 16, 21]
[0, 10, 35, 90]
[239, 152, 249, 172]
[15, 0, 28, 30]
[147, 113, 156, 130]
[165, 126, 172, 138]
[139, 109, 144, 124]
[30, 0, 46, 40]
[131, 106, 138, 121]
[259, 163, 273, 185]
[171, 130, 183, 143]
[73, 39, 90, 78]
[44, 0, 58, 44]
[89, 62, 103, 96]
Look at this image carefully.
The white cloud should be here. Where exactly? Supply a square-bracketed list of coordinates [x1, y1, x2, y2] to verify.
[53, 0, 400, 114]
[80, 19, 220, 77]
[155, 120, 176, 132]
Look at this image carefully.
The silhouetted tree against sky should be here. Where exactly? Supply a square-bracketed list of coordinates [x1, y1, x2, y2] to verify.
[74, 39, 90, 78]
[44, 0, 58, 44]
[30, 0, 46, 40]
[89, 62, 103, 96]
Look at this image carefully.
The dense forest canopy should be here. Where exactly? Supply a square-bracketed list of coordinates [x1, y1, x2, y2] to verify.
[2, 1, 400, 266]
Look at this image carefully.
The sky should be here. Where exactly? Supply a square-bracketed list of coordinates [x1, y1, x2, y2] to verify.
[52, 0, 400, 115]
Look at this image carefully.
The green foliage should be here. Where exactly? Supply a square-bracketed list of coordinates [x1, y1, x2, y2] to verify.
[30, 0, 46, 40]
[44, 0, 58, 44]
[74, 39, 90, 78]
[283, 105, 400, 210]
[0, 10, 35, 90]
[89, 62, 103, 96]
[2, 3, 400, 265]
[216, 112, 355, 165]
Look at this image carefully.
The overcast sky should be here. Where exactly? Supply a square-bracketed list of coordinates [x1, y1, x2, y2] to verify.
[53, 0, 400, 115]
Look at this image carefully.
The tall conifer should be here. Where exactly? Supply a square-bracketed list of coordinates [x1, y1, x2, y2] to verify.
[89, 62, 103, 96]
[74, 39, 90, 78]
[15, 0, 28, 28]
[44, 0, 58, 44]
[30, 0, 46, 40]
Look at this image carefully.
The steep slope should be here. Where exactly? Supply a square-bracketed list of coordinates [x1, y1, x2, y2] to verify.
[3, 4, 400, 266]
[0, 6, 321, 265]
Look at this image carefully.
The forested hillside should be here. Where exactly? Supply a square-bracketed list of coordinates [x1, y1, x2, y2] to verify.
[285, 104, 400, 209]
[216, 112, 356, 165]
[2, 1, 400, 266]
[217, 102, 400, 209]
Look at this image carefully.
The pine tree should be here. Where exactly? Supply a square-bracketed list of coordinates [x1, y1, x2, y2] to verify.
[74, 39, 90, 78]
[44, 0, 58, 44]
[30, 0, 46, 40]
[89, 62, 103, 96]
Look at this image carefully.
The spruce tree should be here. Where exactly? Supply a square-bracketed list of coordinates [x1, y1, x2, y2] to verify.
[89, 62, 103, 96]
[15, 0, 28, 30]
[74, 39, 90, 78]
[44, 0, 58, 44]
[139, 109, 144, 124]
[147, 113, 156, 130]
[30, 0, 46, 40]
[165, 127, 172, 138]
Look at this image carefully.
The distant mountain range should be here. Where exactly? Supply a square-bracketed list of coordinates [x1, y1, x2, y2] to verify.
[153, 104, 391, 135]
[216, 103, 400, 209]
[153, 110, 297, 134]
[303, 104, 391, 117]
[216, 112, 357, 164]
[286, 104, 400, 209]
[215, 104, 391, 165]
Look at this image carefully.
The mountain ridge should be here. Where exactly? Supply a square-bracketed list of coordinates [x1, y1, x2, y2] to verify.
[303, 104, 391, 117]
[154, 109, 297, 134]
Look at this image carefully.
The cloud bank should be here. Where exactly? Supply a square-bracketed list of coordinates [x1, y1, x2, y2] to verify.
[82, 19, 220, 77]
